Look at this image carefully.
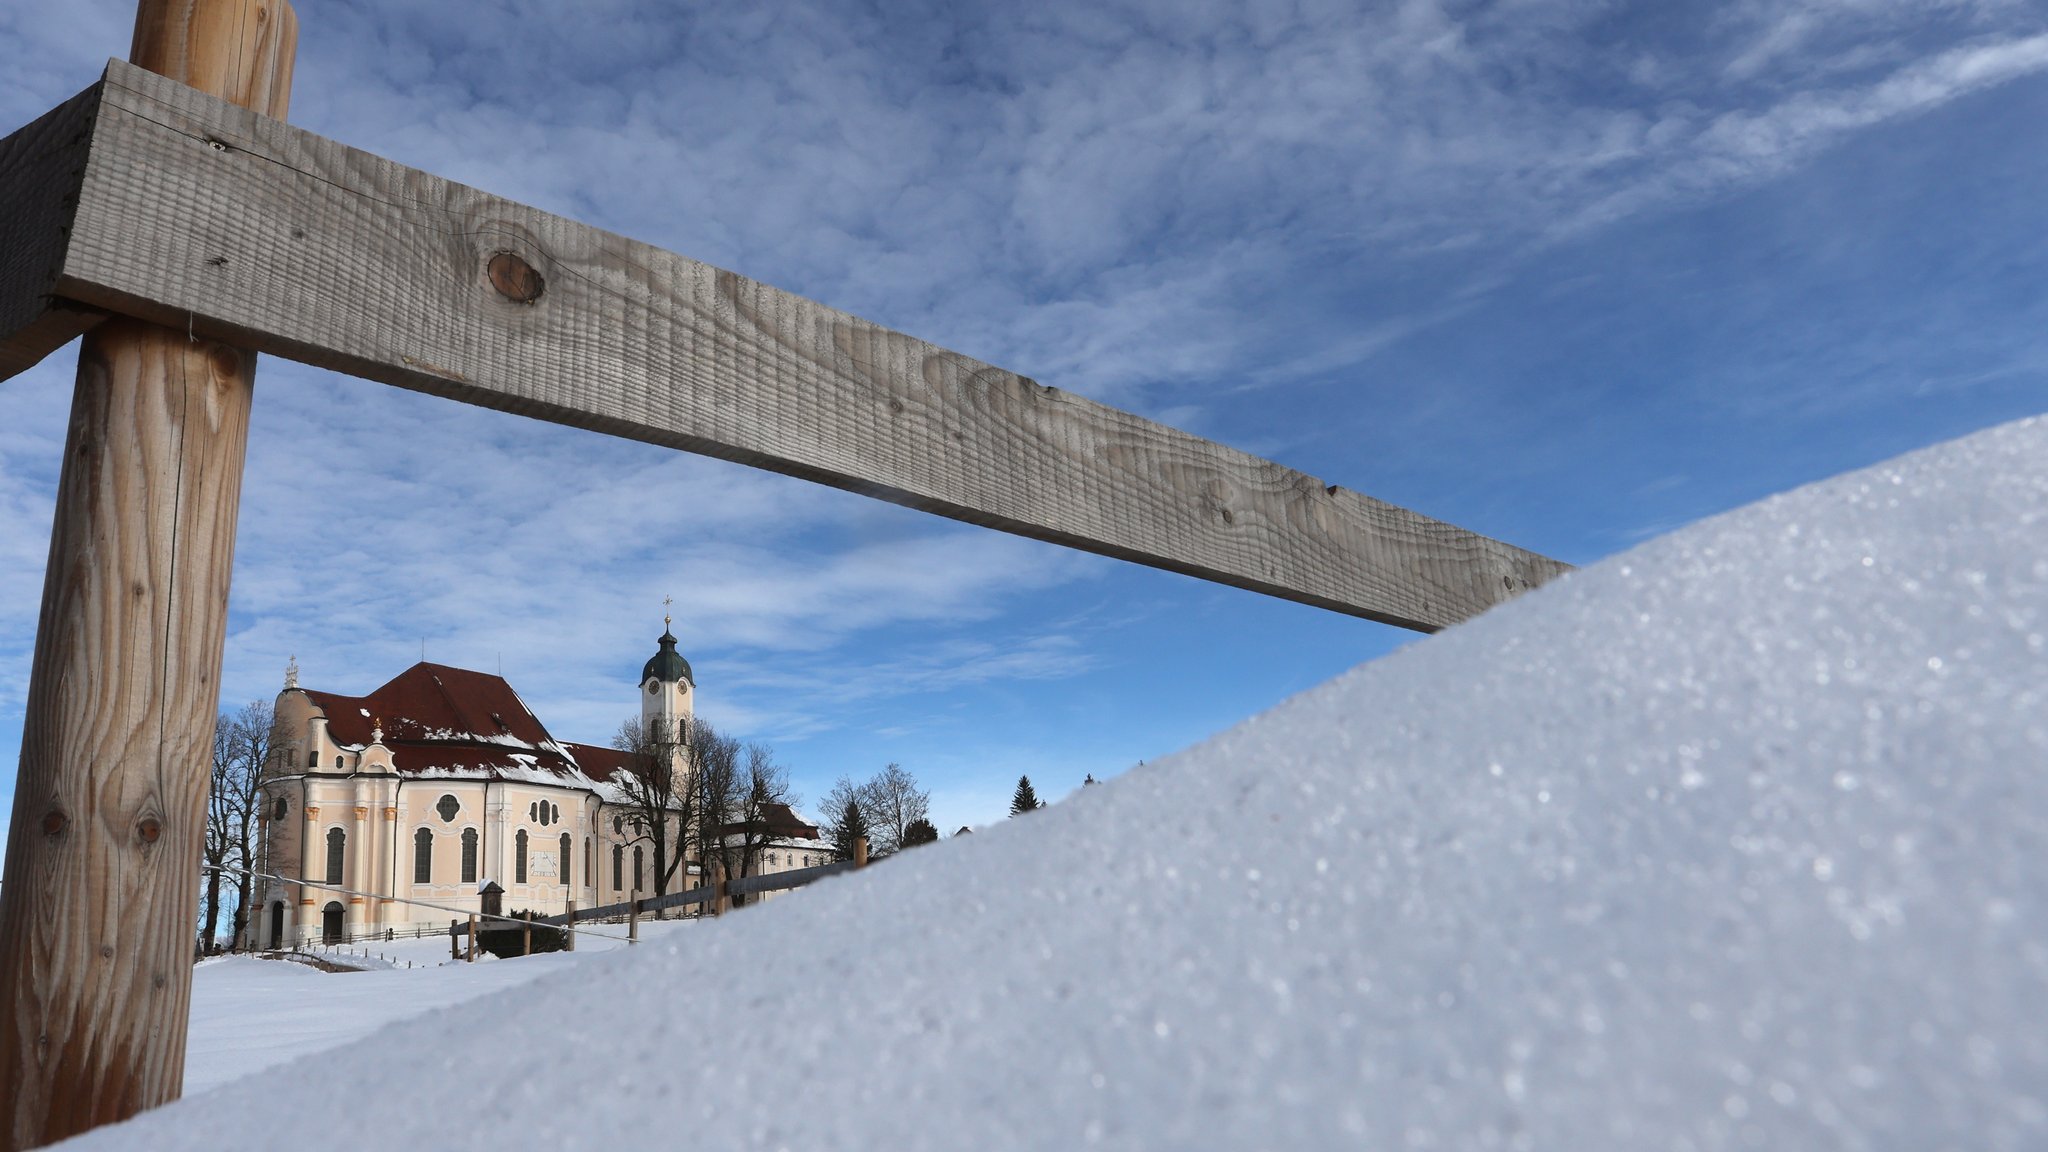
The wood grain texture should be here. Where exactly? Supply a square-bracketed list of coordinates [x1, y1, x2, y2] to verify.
[0, 84, 106, 380]
[44, 59, 1569, 631]
[0, 320, 255, 1147]
[0, 5, 294, 1147]
[129, 0, 296, 121]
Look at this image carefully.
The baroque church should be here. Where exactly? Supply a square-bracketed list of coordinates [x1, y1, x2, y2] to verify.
[250, 627, 827, 947]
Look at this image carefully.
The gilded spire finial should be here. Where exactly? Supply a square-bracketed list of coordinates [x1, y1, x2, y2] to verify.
[663, 594, 674, 631]
[284, 655, 299, 690]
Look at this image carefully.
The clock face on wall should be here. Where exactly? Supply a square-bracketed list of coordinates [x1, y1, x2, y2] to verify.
[647, 682, 658, 696]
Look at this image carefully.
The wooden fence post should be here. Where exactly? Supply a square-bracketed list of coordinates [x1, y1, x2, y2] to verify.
[467, 914, 477, 963]
[0, 4, 296, 1148]
[564, 899, 576, 952]
[629, 899, 640, 943]
[521, 912, 531, 957]
[855, 836, 870, 869]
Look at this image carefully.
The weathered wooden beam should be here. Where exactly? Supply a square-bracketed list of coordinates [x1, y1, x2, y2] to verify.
[0, 5, 296, 1149]
[0, 84, 107, 379]
[8, 59, 1568, 630]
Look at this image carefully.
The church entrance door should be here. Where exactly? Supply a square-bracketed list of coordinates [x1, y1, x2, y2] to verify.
[321, 902, 344, 944]
[268, 901, 284, 949]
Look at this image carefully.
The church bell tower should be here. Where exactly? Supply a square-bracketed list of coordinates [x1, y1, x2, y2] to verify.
[639, 603, 694, 752]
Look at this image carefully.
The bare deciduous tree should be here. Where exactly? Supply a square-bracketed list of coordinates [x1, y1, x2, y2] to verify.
[818, 775, 863, 849]
[819, 763, 930, 859]
[860, 762, 929, 858]
[697, 725, 797, 906]
[688, 717, 742, 893]
[200, 716, 237, 952]
[200, 699, 277, 952]
[610, 714, 699, 902]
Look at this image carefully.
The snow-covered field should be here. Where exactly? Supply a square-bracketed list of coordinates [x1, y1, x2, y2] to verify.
[183, 920, 694, 1093]
[83, 414, 2048, 1149]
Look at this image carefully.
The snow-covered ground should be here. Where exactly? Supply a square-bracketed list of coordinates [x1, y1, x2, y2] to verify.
[183, 919, 695, 1093]
[82, 414, 2048, 1149]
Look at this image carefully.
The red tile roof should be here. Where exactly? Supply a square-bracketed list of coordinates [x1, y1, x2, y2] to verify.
[723, 801, 821, 841]
[561, 741, 636, 780]
[297, 662, 613, 788]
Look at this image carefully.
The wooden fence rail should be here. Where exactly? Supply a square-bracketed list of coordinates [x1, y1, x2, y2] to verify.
[540, 859, 857, 926]
[0, 60, 1567, 633]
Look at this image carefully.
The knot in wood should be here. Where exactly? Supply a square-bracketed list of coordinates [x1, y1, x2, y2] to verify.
[41, 809, 66, 836]
[488, 252, 546, 304]
[137, 818, 161, 844]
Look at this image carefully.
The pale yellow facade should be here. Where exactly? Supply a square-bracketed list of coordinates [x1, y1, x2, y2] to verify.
[251, 638, 700, 947]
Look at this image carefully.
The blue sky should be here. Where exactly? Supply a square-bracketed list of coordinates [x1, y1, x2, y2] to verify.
[2, 0, 2046, 843]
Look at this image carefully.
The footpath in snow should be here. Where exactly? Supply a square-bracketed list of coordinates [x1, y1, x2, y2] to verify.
[88, 414, 2048, 1150]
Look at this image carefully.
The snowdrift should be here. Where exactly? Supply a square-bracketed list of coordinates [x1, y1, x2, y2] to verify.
[82, 416, 2047, 1149]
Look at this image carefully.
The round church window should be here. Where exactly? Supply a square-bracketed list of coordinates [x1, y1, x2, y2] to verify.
[437, 794, 459, 822]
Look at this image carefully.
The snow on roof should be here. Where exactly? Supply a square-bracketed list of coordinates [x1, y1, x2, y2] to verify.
[90, 416, 2048, 1148]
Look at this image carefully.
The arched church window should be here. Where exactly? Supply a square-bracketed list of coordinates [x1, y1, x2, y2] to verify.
[325, 828, 345, 885]
[561, 833, 572, 887]
[272, 795, 287, 821]
[585, 837, 593, 886]
[515, 830, 528, 884]
[528, 802, 537, 822]
[461, 828, 478, 884]
[437, 794, 459, 822]
[612, 845, 623, 891]
[307, 749, 318, 768]
[414, 828, 433, 884]
[334, 755, 343, 770]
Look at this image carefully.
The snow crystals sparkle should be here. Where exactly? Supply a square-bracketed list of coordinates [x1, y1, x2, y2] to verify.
[75, 415, 2048, 1150]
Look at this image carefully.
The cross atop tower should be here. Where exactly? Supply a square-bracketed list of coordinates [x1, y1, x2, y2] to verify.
[663, 594, 673, 631]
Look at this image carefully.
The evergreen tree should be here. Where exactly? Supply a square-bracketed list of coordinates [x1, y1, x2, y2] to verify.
[901, 817, 940, 847]
[1009, 775, 1042, 816]
[834, 796, 871, 861]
